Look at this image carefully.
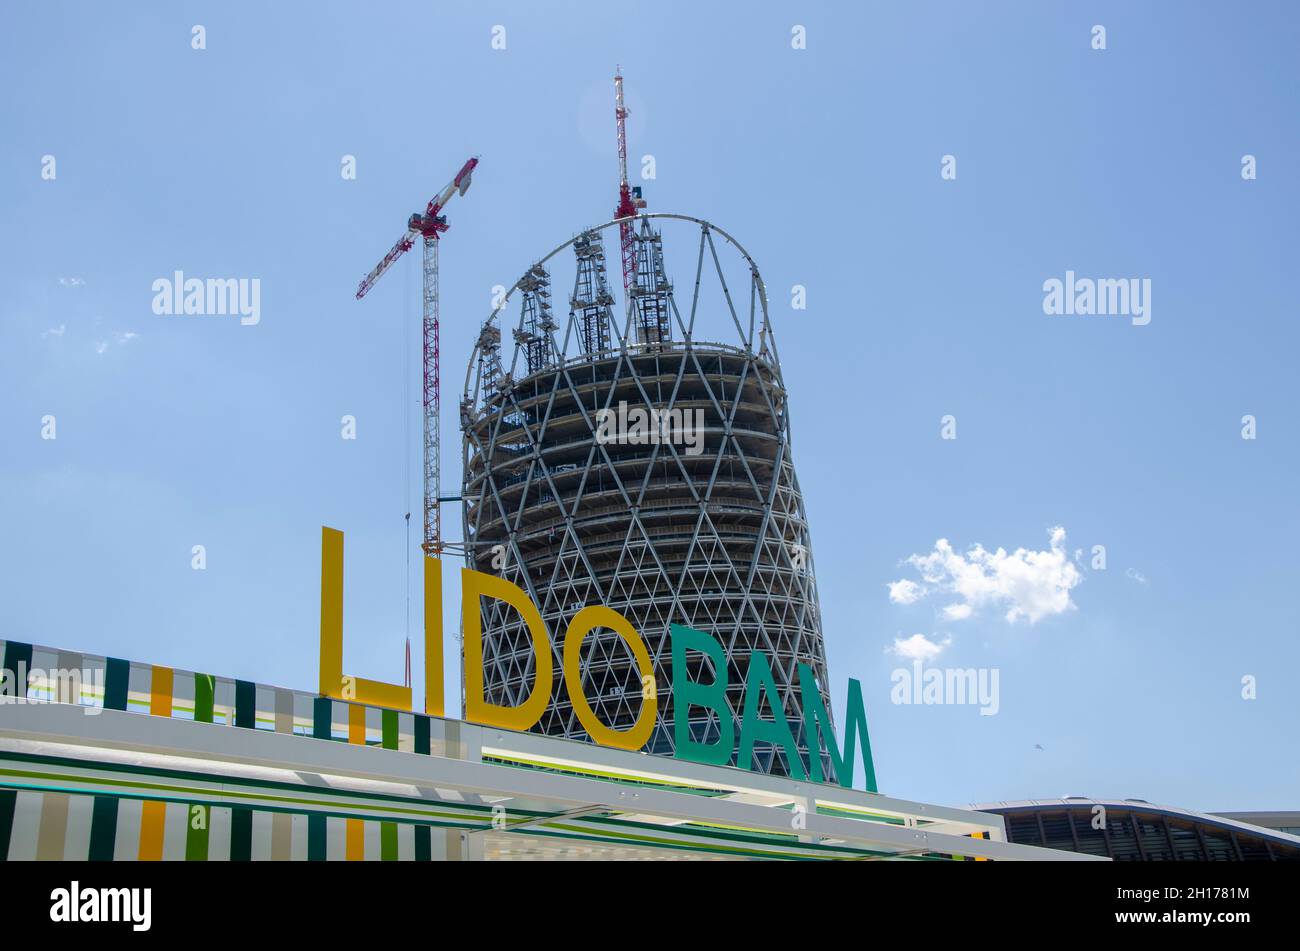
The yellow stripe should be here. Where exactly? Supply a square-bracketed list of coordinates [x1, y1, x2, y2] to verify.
[346, 818, 364, 861]
[348, 702, 366, 745]
[149, 665, 174, 718]
[139, 800, 166, 860]
[346, 703, 366, 859]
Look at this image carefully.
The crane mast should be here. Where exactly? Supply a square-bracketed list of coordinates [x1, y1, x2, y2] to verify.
[356, 156, 478, 558]
[613, 67, 644, 294]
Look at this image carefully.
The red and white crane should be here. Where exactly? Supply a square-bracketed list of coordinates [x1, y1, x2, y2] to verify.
[613, 67, 646, 293]
[356, 156, 479, 559]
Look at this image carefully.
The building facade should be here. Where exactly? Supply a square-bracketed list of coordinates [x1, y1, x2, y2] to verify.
[975, 798, 1300, 861]
[460, 215, 838, 778]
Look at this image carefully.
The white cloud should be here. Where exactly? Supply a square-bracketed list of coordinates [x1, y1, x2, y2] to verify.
[887, 578, 925, 605]
[887, 526, 1082, 624]
[95, 340, 108, 355]
[58, 277, 84, 287]
[1126, 567, 1148, 585]
[42, 324, 66, 338]
[115, 331, 139, 344]
[888, 633, 951, 661]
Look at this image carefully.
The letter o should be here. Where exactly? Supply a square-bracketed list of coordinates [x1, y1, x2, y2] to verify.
[562, 606, 657, 751]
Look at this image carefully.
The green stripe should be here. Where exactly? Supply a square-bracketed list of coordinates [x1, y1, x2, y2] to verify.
[88, 795, 118, 860]
[185, 803, 210, 860]
[312, 697, 333, 740]
[379, 709, 400, 857]
[414, 824, 431, 861]
[0, 748, 897, 858]
[0, 761, 892, 861]
[230, 806, 252, 860]
[193, 674, 215, 723]
[0, 788, 15, 860]
[414, 715, 430, 755]
[308, 813, 326, 860]
[2, 641, 32, 700]
[0, 751, 507, 819]
[104, 658, 129, 711]
[234, 681, 255, 729]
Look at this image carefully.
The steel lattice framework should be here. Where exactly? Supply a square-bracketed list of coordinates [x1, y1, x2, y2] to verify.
[460, 214, 837, 779]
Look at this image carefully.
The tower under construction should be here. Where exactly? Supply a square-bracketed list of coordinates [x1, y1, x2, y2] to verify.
[460, 214, 839, 779]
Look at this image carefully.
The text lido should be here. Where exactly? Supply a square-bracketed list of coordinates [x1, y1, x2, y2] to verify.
[319, 527, 876, 791]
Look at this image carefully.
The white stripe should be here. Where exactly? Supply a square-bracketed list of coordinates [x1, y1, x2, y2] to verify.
[113, 797, 143, 861]
[62, 793, 93, 860]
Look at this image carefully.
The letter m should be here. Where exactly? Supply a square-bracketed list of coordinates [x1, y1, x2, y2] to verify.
[798, 663, 877, 792]
[1098, 278, 1129, 316]
[206, 278, 239, 315]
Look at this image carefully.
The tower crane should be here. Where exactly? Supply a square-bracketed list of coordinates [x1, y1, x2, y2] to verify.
[613, 67, 646, 294]
[355, 156, 479, 559]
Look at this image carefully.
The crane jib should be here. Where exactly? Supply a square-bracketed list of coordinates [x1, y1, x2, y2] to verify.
[354, 154, 479, 558]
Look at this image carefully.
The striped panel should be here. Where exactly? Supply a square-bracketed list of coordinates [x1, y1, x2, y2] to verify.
[308, 813, 327, 861]
[0, 789, 16, 860]
[104, 657, 130, 711]
[150, 665, 174, 717]
[274, 688, 294, 735]
[234, 680, 256, 729]
[194, 674, 216, 723]
[6, 791, 43, 859]
[326, 816, 347, 860]
[290, 813, 309, 860]
[207, 806, 232, 861]
[397, 823, 415, 861]
[63, 794, 92, 860]
[112, 798, 142, 860]
[345, 819, 365, 860]
[251, 811, 273, 860]
[212, 676, 236, 727]
[270, 693, 296, 860]
[162, 801, 189, 859]
[346, 703, 366, 860]
[88, 796, 119, 861]
[185, 804, 210, 861]
[230, 807, 252, 861]
[36, 791, 69, 860]
[381, 708, 399, 859]
[380, 821, 398, 861]
[312, 697, 333, 740]
[2, 641, 32, 699]
[271, 812, 292, 860]
[139, 800, 166, 860]
[55, 650, 82, 704]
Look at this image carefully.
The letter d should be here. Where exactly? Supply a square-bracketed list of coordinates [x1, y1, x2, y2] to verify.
[462, 569, 554, 731]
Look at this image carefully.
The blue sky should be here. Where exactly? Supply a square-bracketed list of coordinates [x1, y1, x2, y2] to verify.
[2, 1, 1297, 811]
